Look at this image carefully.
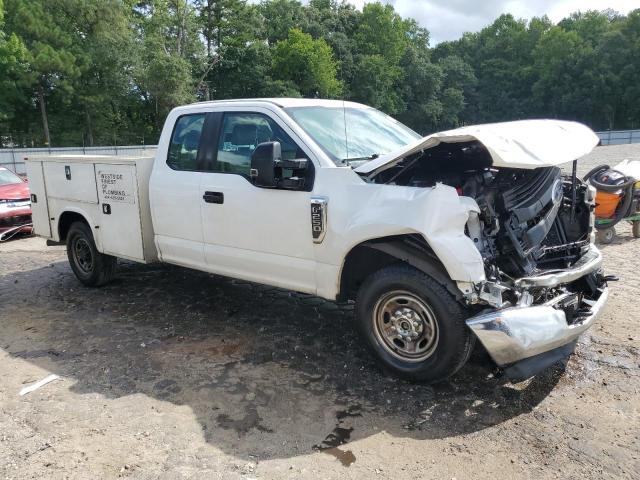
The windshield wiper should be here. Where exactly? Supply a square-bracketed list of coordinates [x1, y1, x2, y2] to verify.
[341, 153, 379, 165]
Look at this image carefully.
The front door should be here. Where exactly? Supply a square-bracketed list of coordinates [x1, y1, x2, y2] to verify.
[199, 109, 317, 293]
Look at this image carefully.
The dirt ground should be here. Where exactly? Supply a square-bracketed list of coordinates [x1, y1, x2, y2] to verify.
[1, 145, 639, 480]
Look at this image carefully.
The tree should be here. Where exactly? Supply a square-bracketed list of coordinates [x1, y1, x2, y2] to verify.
[396, 46, 441, 130]
[58, 0, 138, 146]
[0, 0, 28, 134]
[2, 1, 640, 146]
[259, 0, 304, 45]
[272, 28, 341, 97]
[354, 2, 406, 64]
[4, 0, 82, 146]
[134, 0, 203, 128]
[201, 2, 273, 100]
[437, 55, 476, 128]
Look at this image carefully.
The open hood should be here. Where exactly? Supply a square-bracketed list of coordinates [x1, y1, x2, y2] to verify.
[354, 119, 600, 176]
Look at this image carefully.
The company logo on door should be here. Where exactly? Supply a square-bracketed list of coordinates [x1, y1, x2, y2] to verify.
[99, 170, 135, 204]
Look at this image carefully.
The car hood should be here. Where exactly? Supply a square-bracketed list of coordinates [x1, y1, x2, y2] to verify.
[354, 119, 600, 176]
[0, 181, 30, 200]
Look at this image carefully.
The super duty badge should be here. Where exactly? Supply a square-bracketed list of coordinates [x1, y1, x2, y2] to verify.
[310, 197, 327, 244]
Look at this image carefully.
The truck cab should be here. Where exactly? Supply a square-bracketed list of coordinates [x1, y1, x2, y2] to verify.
[25, 98, 610, 383]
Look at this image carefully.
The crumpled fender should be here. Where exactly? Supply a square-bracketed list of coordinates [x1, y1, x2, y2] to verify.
[418, 184, 485, 282]
[316, 168, 486, 284]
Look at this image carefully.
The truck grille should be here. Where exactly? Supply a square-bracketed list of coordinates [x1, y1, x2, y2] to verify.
[499, 167, 562, 260]
[502, 167, 561, 223]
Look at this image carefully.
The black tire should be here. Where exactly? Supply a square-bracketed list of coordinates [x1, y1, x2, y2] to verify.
[597, 227, 615, 244]
[355, 264, 474, 383]
[66, 221, 116, 287]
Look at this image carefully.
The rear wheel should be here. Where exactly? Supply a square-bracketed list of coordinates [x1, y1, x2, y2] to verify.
[355, 264, 474, 383]
[66, 221, 116, 287]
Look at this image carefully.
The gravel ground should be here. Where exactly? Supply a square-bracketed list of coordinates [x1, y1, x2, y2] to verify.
[0, 145, 638, 480]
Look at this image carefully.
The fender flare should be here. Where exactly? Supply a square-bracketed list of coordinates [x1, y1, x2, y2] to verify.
[57, 208, 103, 252]
[339, 235, 465, 302]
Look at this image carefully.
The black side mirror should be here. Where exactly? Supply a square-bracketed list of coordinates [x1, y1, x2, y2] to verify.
[250, 141, 281, 187]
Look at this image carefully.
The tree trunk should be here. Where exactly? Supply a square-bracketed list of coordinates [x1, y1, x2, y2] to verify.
[85, 109, 94, 147]
[38, 85, 51, 146]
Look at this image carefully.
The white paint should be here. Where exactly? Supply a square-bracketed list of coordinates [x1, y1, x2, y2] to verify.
[356, 119, 600, 175]
[19, 374, 60, 396]
[95, 163, 145, 261]
[26, 99, 601, 300]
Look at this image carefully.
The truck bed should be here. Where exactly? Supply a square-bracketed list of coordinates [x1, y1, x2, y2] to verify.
[25, 155, 158, 263]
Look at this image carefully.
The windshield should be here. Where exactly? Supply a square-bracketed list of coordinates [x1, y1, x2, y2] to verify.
[0, 168, 23, 186]
[285, 106, 421, 165]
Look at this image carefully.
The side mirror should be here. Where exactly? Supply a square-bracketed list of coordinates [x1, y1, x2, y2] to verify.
[250, 141, 281, 188]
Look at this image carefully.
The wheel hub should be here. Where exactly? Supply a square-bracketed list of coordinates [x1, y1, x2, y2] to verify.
[74, 238, 93, 273]
[373, 291, 439, 362]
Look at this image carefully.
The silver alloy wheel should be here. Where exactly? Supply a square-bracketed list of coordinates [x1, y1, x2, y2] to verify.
[372, 290, 439, 362]
[73, 237, 93, 273]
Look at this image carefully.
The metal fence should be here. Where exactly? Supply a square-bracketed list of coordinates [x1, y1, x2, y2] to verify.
[2, 130, 639, 174]
[0, 145, 158, 175]
[596, 129, 640, 145]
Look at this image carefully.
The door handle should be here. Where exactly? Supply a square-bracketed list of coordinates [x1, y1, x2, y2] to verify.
[203, 191, 224, 204]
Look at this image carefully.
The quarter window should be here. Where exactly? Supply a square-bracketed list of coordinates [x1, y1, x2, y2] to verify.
[167, 114, 206, 171]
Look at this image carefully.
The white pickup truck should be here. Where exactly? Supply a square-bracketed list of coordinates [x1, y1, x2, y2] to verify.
[25, 98, 610, 383]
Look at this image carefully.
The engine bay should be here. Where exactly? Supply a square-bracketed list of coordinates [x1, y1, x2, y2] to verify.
[367, 140, 594, 280]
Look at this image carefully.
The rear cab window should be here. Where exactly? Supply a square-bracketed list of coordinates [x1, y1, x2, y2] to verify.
[167, 114, 206, 171]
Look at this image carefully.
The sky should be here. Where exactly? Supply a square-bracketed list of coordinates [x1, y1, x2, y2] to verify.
[345, 0, 640, 44]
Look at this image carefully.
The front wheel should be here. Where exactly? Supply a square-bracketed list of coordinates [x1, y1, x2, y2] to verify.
[355, 265, 474, 383]
[66, 221, 116, 287]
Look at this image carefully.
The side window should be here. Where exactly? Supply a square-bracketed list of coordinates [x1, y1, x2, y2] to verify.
[167, 114, 205, 171]
[215, 112, 306, 176]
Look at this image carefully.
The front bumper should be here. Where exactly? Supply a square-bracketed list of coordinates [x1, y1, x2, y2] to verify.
[0, 205, 32, 240]
[467, 286, 607, 366]
[467, 244, 608, 367]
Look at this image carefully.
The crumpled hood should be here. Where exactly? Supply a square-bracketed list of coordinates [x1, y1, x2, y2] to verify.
[355, 119, 600, 175]
[0, 181, 29, 200]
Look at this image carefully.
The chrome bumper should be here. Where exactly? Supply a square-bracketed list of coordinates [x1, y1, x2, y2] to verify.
[467, 287, 608, 366]
[514, 244, 603, 288]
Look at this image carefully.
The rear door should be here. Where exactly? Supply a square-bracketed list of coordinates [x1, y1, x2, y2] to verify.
[149, 113, 207, 269]
[24, 161, 51, 237]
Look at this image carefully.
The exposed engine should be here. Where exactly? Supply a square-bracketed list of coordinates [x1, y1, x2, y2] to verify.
[459, 166, 592, 276]
[369, 140, 594, 281]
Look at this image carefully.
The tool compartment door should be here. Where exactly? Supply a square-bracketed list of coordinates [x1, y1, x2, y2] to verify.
[24, 161, 51, 237]
[43, 162, 98, 203]
[95, 163, 144, 261]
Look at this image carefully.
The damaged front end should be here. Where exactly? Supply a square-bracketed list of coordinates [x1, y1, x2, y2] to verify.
[358, 122, 609, 380]
[458, 155, 609, 379]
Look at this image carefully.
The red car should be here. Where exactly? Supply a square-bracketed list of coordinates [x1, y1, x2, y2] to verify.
[0, 166, 32, 240]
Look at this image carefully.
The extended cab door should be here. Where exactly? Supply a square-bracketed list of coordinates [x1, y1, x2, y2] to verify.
[149, 113, 207, 269]
[199, 108, 318, 293]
